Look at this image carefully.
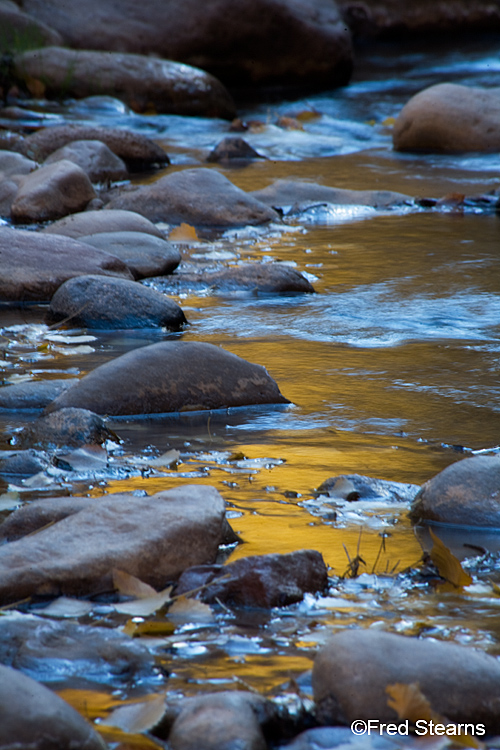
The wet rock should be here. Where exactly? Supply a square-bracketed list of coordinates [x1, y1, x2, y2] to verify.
[393, 83, 500, 153]
[0, 150, 37, 176]
[18, 407, 116, 448]
[15, 47, 236, 119]
[10, 159, 96, 223]
[16, 124, 169, 170]
[0, 378, 77, 409]
[175, 550, 328, 608]
[0, 450, 48, 477]
[0, 496, 89, 542]
[409, 455, 500, 527]
[21, 0, 352, 89]
[0, 1, 62, 53]
[78, 231, 181, 279]
[317, 474, 419, 503]
[0, 484, 228, 603]
[42, 208, 165, 240]
[207, 136, 265, 163]
[0, 614, 161, 687]
[312, 629, 500, 731]
[105, 168, 279, 228]
[48, 274, 187, 330]
[281, 726, 399, 750]
[155, 691, 272, 750]
[0, 663, 105, 750]
[0, 226, 133, 302]
[46, 340, 289, 416]
[44, 139, 128, 182]
[251, 179, 411, 208]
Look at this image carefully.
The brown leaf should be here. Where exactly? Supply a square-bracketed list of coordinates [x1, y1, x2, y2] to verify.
[429, 529, 472, 588]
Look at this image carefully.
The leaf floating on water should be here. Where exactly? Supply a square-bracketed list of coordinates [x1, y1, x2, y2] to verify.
[386, 681, 433, 723]
[113, 570, 173, 616]
[0, 491, 20, 511]
[123, 619, 176, 638]
[429, 529, 473, 588]
[101, 691, 166, 733]
[169, 222, 198, 241]
[36, 596, 94, 618]
[168, 594, 214, 623]
[146, 449, 181, 468]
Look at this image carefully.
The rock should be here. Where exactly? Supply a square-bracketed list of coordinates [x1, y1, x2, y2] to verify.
[409, 455, 500, 527]
[0, 177, 20, 217]
[21, 0, 353, 89]
[48, 274, 187, 330]
[46, 340, 289, 416]
[312, 629, 500, 731]
[0, 614, 161, 687]
[0, 484, 228, 603]
[393, 84, 500, 153]
[106, 168, 279, 227]
[250, 179, 411, 208]
[316, 474, 419, 503]
[0, 150, 37, 176]
[0, 663, 105, 750]
[16, 124, 169, 169]
[207, 137, 265, 163]
[78, 231, 181, 279]
[42, 208, 165, 240]
[0, 1, 62, 54]
[175, 550, 328, 608]
[0, 450, 48, 477]
[10, 160, 96, 223]
[281, 726, 398, 750]
[0, 378, 77, 409]
[0, 226, 133, 302]
[0, 496, 89, 542]
[18, 407, 116, 448]
[14, 46, 236, 119]
[154, 691, 272, 750]
[154, 263, 315, 294]
[44, 139, 128, 182]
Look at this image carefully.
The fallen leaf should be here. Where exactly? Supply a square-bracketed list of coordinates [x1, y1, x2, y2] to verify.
[169, 223, 198, 241]
[113, 569, 157, 599]
[123, 619, 176, 638]
[294, 109, 321, 122]
[429, 529, 473, 588]
[0, 491, 20, 511]
[96, 725, 165, 749]
[276, 116, 304, 131]
[168, 594, 214, 623]
[36, 596, 94, 618]
[386, 681, 433, 723]
[146, 449, 181, 468]
[101, 691, 166, 733]
[114, 586, 173, 617]
[382, 116, 396, 126]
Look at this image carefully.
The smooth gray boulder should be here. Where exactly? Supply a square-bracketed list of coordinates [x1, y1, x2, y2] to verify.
[44, 139, 128, 182]
[0, 663, 105, 750]
[409, 455, 500, 527]
[42, 208, 164, 239]
[250, 179, 411, 208]
[105, 168, 279, 227]
[46, 340, 289, 416]
[0, 378, 76, 410]
[48, 274, 187, 329]
[312, 629, 500, 731]
[18, 407, 116, 448]
[317, 474, 419, 503]
[0, 150, 37, 176]
[79, 231, 181, 279]
[0, 1, 62, 54]
[0, 485, 228, 604]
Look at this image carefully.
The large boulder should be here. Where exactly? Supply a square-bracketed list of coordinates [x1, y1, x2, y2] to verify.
[393, 84, 500, 153]
[0, 485, 228, 603]
[0, 1, 62, 54]
[78, 231, 181, 279]
[409, 455, 500, 527]
[312, 629, 500, 731]
[45, 340, 289, 416]
[0, 664, 105, 750]
[250, 179, 411, 208]
[48, 274, 187, 329]
[42, 208, 164, 239]
[10, 159, 96, 223]
[0, 150, 37, 177]
[105, 168, 279, 227]
[0, 378, 76, 410]
[0, 226, 133, 302]
[20, 0, 353, 88]
[16, 124, 169, 169]
[14, 47, 236, 119]
[44, 139, 128, 182]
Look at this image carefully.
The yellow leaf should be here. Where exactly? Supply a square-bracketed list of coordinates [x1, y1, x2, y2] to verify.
[386, 682, 433, 723]
[382, 116, 396, 126]
[96, 725, 165, 749]
[101, 692, 166, 733]
[429, 529, 473, 588]
[123, 619, 176, 638]
[56, 688, 128, 720]
[169, 223, 198, 241]
[294, 109, 321, 122]
[113, 569, 157, 599]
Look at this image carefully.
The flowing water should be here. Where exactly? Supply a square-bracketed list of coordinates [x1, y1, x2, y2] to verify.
[1, 35, 500, 736]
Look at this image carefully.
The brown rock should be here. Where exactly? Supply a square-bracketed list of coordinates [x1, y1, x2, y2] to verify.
[393, 84, 500, 153]
[0, 485, 227, 603]
[14, 46, 236, 119]
[46, 340, 289, 416]
[176, 550, 328, 608]
[409, 455, 500, 527]
[312, 629, 500, 731]
[18, 407, 116, 448]
[0, 226, 133, 302]
[0, 150, 37, 176]
[251, 178, 411, 208]
[42, 208, 165, 239]
[106, 168, 279, 227]
[44, 139, 128, 182]
[0, 664, 105, 750]
[10, 160, 96, 223]
[207, 137, 265, 163]
[78, 231, 180, 279]
[20, 0, 353, 88]
[0, 378, 77, 410]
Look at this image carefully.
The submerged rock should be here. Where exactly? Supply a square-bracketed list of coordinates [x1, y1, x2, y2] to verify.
[409, 455, 500, 527]
[0, 450, 48, 478]
[46, 341, 289, 416]
[42, 208, 164, 239]
[313, 629, 500, 731]
[79, 231, 181, 279]
[176, 550, 328, 608]
[14, 47, 236, 119]
[207, 137, 265, 163]
[0, 664, 105, 750]
[48, 274, 187, 330]
[18, 407, 116, 448]
[0, 485, 228, 603]
[251, 179, 411, 208]
[0, 226, 133, 302]
[44, 139, 128, 182]
[393, 83, 500, 153]
[317, 474, 419, 503]
[105, 168, 279, 227]
[0, 378, 77, 410]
